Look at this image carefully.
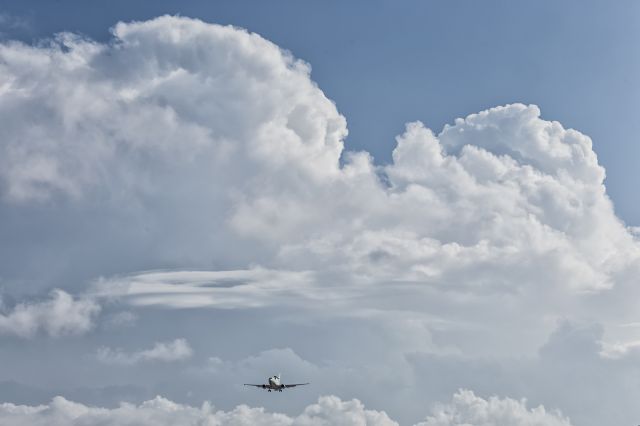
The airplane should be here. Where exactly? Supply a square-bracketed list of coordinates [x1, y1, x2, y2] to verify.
[244, 374, 309, 392]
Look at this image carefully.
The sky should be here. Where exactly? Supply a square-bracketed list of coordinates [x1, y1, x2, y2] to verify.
[0, 2, 639, 425]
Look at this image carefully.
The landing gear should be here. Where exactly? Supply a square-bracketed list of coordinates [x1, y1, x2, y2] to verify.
[279, 389, 283, 392]
[268, 390, 271, 392]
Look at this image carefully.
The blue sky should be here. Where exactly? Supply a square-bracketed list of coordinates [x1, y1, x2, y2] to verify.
[1, 2, 640, 425]
[2, 0, 639, 222]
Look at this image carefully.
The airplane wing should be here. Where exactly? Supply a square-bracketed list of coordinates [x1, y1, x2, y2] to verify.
[283, 383, 310, 388]
[244, 384, 266, 387]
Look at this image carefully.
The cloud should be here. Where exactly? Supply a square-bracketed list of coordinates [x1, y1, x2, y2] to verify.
[0, 395, 390, 426]
[96, 338, 193, 365]
[0, 395, 288, 426]
[194, 347, 324, 392]
[0, 15, 345, 204]
[0, 14, 350, 295]
[102, 311, 137, 329]
[0, 290, 100, 338]
[258, 106, 637, 292]
[0, 392, 572, 426]
[1, 14, 640, 426]
[402, 319, 640, 426]
[295, 396, 398, 426]
[2, 15, 638, 308]
[91, 269, 319, 309]
[600, 339, 640, 359]
[0, 13, 32, 39]
[415, 389, 573, 426]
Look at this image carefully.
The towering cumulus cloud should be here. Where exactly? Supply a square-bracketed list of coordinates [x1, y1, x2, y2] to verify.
[0, 16, 346, 202]
[0, 15, 639, 426]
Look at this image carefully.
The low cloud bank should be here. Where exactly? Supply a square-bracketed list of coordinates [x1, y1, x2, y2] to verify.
[0, 391, 571, 426]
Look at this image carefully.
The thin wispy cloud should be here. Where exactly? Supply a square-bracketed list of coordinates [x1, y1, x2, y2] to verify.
[96, 338, 193, 365]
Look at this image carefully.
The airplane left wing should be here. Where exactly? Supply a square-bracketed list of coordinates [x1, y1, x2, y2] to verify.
[284, 383, 310, 388]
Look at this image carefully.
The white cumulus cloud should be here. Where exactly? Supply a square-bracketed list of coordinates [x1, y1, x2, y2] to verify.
[0, 15, 346, 204]
[0, 392, 572, 426]
[416, 389, 572, 426]
[0, 290, 100, 338]
[1, 13, 635, 360]
[0, 395, 398, 426]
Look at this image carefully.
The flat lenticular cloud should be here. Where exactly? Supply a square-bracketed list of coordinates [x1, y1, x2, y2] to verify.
[1, 14, 639, 426]
[92, 269, 319, 309]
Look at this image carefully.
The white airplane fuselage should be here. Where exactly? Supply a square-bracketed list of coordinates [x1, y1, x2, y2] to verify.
[266, 375, 284, 392]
